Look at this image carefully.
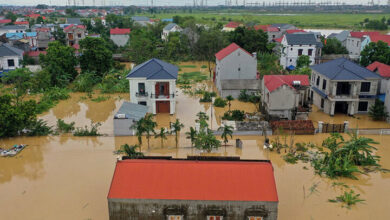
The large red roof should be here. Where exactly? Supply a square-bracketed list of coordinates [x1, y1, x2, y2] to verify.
[286, 29, 306, 34]
[108, 159, 278, 202]
[274, 36, 284, 43]
[224, 21, 241, 28]
[14, 21, 29, 25]
[367, 61, 390, 78]
[27, 51, 47, 57]
[0, 19, 12, 24]
[215, 43, 253, 61]
[369, 34, 390, 45]
[350, 31, 380, 39]
[64, 24, 86, 32]
[254, 24, 269, 31]
[264, 75, 310, 92]
[110, 28, 131, 35]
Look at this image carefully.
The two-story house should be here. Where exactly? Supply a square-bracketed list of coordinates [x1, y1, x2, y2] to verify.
[110, 28, 130, 47]
[367, 61, 390, 95]
[0, 43, 23, 73]
[327, 30, 350, 47]
[280, 33, 323, 69]
[254, 25, 281, 42]
[0, 25, 27, 35]
[64, 24, 86, 47]
[127, 58, 178, 115]
[215, 43, 259, 98]
[345, 32, 379, 60]
[310, 58, 381, 116]
[262, 75, 310, 120]
[161, 23, 182, 41]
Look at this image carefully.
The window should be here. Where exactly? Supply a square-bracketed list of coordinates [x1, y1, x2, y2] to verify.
[238, 68, 241, 71]
[77, 33, 81, 38]
[298, 49, 303, 56]
[167, 215, 183, 220]
[321, 98, 324, 108]
[290, 47, 293, 51]
[289, 59, 292, 62]
[360, 82, 371, 92]
[308, 49, 313, 56]
[138, 101, 147, 106]
[7, 59, 15, 67]
[322, 79, 327, 90]
[207, 216, 223, 220]
[272, 35, 275, 38]
[238, 52, 240, 56]
[248, 217, 263, 220]
[138, 83, 145, 94]
[316, 76, 320, 86]
[358, 101, 368, 112]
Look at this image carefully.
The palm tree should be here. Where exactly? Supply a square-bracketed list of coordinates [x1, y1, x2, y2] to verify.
[155, 127, 168, 148]
[218, 125, 233, 146]
[131, 118, 146, 146]
[226, 95, 234, 112]
[143, 114, 157, 149]
[185, 126, 197, 147]
[170, 119, 184, 148]
[119, 144, 144, 158]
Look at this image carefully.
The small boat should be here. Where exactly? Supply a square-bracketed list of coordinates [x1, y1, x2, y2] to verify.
[0, 144, 27, 157]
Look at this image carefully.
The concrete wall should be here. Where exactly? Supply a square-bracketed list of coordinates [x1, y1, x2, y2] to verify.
[262, 85, 300, 119]
[385, 80, 390, 121]
[113, 119, 135, 136]
[108, 198, 278, 220]
[280, 37, 317, 68]
[0, 55, 21, 70]
[346, 37, 362, 60]
[111, 34, 130, 47]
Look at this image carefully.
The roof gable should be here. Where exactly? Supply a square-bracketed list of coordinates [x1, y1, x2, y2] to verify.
[311, 58, 382, 80]
[367, 61, 390, 78]
[264, 75, 310, 92]
[0, 43, 24, 57]
[110, 28, 131, 35]
[215, 43, 253, 61]
[163, 23, 180, 31]
[108, 159, 278, 202]
[127, 58, 178, 80]
[285, 33, 321, 46]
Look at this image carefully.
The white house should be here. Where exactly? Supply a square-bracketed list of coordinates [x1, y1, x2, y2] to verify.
[127, 58, 178, 115]
[0, 43, 24, 71]
[0, 25, 27, 35]
[161, 23, 182, 41]
[280, 33, 322, 69]
[110, 28, 130, 47]
[215, 43, 259, 98]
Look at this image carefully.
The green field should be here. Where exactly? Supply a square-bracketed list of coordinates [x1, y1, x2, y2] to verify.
[138, 12, 388, 29]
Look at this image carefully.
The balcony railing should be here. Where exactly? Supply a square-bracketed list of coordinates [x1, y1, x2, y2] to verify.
[136, 92, 148, 97]
[150, 93, 175, 99]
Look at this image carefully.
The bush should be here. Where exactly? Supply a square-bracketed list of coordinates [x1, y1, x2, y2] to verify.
[56, 119, 75, 133]
[91, 96, 110, 102]
[199, 92, 212, 102]
[238, 89, 250, 102]
[36, 87, 70, 113]
[222, 110, 245, 121]
[26, 119, 53, 136]
[97, 70, 129, 93]
[368, 99, 389, 121]
[213, 97, 227, 107]
[72, 72, 99, 92]
[201, 65, 207, 68]
[73, 122, 102, 136]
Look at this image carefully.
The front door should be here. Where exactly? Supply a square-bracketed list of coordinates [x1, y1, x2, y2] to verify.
[156, 101, 170, 113]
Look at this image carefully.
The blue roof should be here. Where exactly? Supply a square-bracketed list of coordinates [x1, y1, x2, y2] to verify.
[26, 32, 37, 37]
[311, 58, 382, 81]
[162, 18, 173, 22]
[312, 86, 327, 99]
[5, 33, 23, 39]
[127, 58, 178, 80]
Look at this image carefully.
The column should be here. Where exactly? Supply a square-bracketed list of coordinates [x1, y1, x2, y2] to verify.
[318, 121, 324, 133]
[330, 102, 335, 116]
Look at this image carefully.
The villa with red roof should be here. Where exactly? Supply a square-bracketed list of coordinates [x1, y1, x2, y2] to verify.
[367, 61, 390, 94]
[215, 43, 260, 98]
[110, 28, 131, 47]
[64, 24, 86, 47]
[222, 21, 243, 32]
[262, 75, 310, 120]
[107, 157, 278, 220]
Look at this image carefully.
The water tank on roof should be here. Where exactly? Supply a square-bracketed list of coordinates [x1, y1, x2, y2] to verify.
[293, 81, 301, 86]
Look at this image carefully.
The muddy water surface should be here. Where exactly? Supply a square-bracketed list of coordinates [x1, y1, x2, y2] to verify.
[1, 64, 390, 220]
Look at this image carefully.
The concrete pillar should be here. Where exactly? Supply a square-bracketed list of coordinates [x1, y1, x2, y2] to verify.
[195, 122, 200, 132]
[318, 121, 324, 133]
[349, 102, 355, 116]
[330, 102, 335, 116]
[332, 83, 337, 96]
[344, 121, 349, 133]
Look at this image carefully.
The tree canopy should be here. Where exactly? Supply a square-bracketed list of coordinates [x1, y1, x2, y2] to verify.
[79, 37, 113, 77]
[360, 41, 390, 67]
[322, 38, 348, 55]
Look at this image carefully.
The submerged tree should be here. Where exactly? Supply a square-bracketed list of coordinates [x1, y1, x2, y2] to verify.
[185, 126, 197, 147]
[226, 95, 234, 112]
[218, 125, 233, 146]
[154, 127, 168, 148]
[170, 119, 184, 148]
[368, 99, 389, 121]
[119, 144, 144, 158]
[143, 114, 157, 149]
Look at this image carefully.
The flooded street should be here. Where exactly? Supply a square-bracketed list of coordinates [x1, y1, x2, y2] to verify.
[1, 63, 390, 220]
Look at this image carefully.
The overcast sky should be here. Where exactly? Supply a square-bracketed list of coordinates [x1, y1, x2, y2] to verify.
[1, 0, 388, 7]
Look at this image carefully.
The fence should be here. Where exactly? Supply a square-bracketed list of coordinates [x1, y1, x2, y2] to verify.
[348, 128, 390, 135]
[322, 123, 345, 133]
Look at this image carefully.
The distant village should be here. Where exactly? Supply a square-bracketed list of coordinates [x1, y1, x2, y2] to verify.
[1, 4, 390, 220]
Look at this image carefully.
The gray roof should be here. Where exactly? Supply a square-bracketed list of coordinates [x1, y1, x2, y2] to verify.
[271, 23, 295, 29]
[221, 79, 261, 90]
[127, 58, 178, 80]
[327, 30, 350, 42]
[115, 102, 148, 120]
[285, 33, 323, 47]
[0, 43, 24, 57]
[0, 25, 26, 30]
[132, 16, 150, 22]
[66, 18, 82, 25]
[163, 23, 180, 31]
[311, 58, 382, 81]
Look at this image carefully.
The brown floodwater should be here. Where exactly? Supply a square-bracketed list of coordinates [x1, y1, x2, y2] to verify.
[1, 63, 390, 220]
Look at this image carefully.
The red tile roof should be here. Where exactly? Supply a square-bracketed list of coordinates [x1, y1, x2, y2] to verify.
[286, 29, 306, 34]
[267, 26, 280, 32]
[36, 27, 50, 32]
[27, 51, 47, 57]
[64, 24, 86, 32]
[264, 75, 310, 92]
[369, 34, 390, 45]
[254, 24, 270, 31]
[224, 21, 241, 28]
[367, 61, 390, 78]
[274, 36, 284, 43]
[108, 159, 278, 202]
[14, 21, 29, 25]
[110, 28, 131, 35]
[0, 19, 12, 24]
[350, 31, 380, 39]
[215, 43, 253, 61]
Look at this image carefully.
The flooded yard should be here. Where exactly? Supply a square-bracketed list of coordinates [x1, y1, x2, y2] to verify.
[1, 62, 390, 220]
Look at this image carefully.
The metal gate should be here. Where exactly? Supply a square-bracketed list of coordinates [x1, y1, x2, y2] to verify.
[322, 123, 345, 133]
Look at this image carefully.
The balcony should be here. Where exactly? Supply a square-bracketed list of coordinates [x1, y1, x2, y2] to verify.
[136, 92, 148, 97]
[150, 93, 175, 99]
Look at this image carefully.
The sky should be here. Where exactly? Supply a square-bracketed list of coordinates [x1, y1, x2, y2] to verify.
[0, 0, 388, 7]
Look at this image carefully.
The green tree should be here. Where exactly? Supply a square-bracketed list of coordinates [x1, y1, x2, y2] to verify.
[119, 144, 144, 158]
[185, 126, 197, 147]
[2, 68, 33, 103]
[131, 118, 146, 146]
[226, 95, 234, 112]
[228, 26, 271, 53]
[194, 130, 221, 153]
[368, 99, 389, 121]
[360, 41, 390, 67]
[154, 127, 168, 148]
[127, 29, 159, 64]
[164, 32, 190, 61]
[143, 114, 157, 149]
[5, 12, 17, 22]
[52, 28, 66, 45]
[79, 37, 113, 77]
[296, 55, 311, 68]
[40, 41, 78, 87]
[36, 16, 44, 24]
[170, 119, 184, 148]
[322, 38, 348, 55]
[219, 125, 233, 146]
